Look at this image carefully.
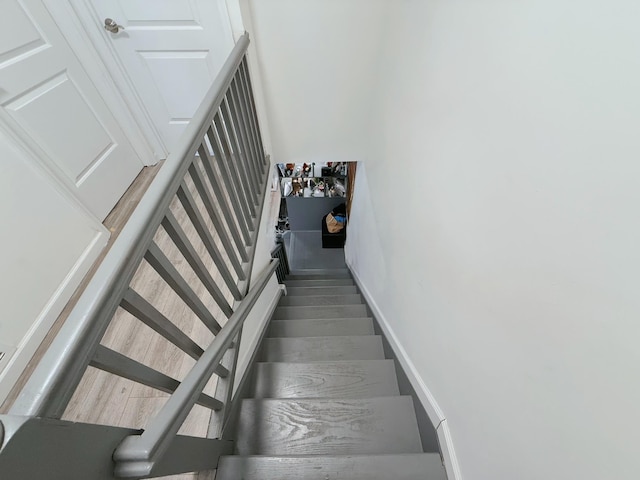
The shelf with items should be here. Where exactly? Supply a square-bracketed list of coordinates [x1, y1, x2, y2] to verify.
[277, 162, 349, 198]
[280, 176, 347, 198]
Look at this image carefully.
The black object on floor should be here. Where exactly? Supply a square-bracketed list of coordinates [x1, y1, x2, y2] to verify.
[322, 214, 345, 248]
[322, 203, 346, 249]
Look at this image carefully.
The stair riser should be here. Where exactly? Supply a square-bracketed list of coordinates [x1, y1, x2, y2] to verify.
[286, 286, 358, 296]
[279, 294, 363, 307]
[260, 336, 385, 362]
[235, 397, 423, 455]
[267, 318, 374, 337]
[273, 305, 368, 320]
[217, 454, 448, 480]
[252, 360, 400, 399]
[285, 279, 354, 287]
[286, 273, 351, 280]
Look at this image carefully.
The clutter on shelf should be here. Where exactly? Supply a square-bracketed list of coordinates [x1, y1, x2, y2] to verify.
[276, 161, 350, 198]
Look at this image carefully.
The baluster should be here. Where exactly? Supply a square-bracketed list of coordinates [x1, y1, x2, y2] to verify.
[228, 76, 261, 199]
[197, 144, 250, 261]
[144, 242, 222, 334]
[207, 123, 254, 234]
[121, 288, 205, 359]
[176, 182, 246, 293]
[240, 57, 267, 171]
[211, 114, 256, 222]
[187, 164, 245, 278]
[221, 92, 260, 205]
[90, 345, 223, 410]
[232, 69, 262, 180]
[162, 211, 233, 317]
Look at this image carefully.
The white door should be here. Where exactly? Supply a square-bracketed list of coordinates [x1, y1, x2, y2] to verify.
[0, 0, 145, 220]
[88, 0, 235, 155]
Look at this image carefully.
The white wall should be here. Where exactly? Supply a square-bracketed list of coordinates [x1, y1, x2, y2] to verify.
[243, 0, 389, 163]
[0, 128, 107, 404]
[345, 1, 640, 479]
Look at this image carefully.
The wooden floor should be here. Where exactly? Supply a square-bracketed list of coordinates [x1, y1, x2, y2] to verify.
[0, 164, 162, 413]
[3, 162, 282, 480]
[70, 163, 222, 480]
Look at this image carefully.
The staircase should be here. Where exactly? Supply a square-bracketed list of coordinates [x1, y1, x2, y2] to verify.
[217, 270, 447, 480]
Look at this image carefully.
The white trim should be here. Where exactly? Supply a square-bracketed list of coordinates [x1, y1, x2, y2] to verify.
[0, 345, 17, 379]
[0, 121, 106, 228]
[437, 419, 464, 480]
[0, 229, 109, 405]
[225, 0, 246, 42]
[347, 263, 463, 480]
[347, 264, 445, 423]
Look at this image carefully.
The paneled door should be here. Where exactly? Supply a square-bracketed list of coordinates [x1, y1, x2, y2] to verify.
[0, 0, 145, 220]
[89, 0, 235, 154]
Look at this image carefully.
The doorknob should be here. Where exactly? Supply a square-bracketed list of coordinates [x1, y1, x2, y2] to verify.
[104, 18, 124, 34]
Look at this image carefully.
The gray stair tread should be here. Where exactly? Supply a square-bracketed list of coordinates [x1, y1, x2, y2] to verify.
[260, 336, 385, 362]
[235, 396, 423, 455]
[267, 318, 374, 337]
[286, 285, 358, 296]
[289, 268, 349, 277]
[274, 304, 368, 320]
[217, 453, 447, 480]
[252, 360, 399, 398]
[279, 294, 363, 307]
[285, 279, 355, 287]
[286, 272, 351, 280]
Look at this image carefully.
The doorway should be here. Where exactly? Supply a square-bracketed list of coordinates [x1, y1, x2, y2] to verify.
[77, 0, 235, 156]
[276, 161, 356, 272]
[0, 0, 146, 220]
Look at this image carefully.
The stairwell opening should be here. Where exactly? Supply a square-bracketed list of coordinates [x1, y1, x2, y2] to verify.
[269, 159, 441, 454]
[274, 161, 355, 274]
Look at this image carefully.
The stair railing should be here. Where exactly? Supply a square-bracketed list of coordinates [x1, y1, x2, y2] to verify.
[0, 32, 281, 479]
[271, 237, 290, 283]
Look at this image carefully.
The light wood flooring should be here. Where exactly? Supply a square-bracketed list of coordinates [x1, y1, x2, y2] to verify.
[3, 162, 282, 480]
[0, 164, 161, 413]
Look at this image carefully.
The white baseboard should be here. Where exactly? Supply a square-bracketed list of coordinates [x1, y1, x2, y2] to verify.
[347, 263, 463, 480]
[437, 419, 463, 480]
[0, 229, 109, 406]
